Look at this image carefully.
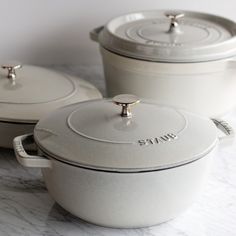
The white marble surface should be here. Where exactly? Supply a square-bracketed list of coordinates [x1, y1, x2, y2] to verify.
[0, 66, 236, 236]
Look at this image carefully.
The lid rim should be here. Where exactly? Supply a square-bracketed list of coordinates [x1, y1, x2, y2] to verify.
[101, 44, 236, 63]
[35, 133, 217, 173]
[0, 118, 37, 125]
[34, 98, 218, 171]
[99, 9, 236, 63]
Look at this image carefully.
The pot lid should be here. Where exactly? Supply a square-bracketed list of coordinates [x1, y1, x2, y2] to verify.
[0, 63, 102, 123]
[34, 94, 218, 172]
[98, 10, 236, 62]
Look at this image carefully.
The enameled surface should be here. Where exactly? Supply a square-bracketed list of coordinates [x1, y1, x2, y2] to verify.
[0, 65, 102, 122]
[101, 47, 236, 117]
[99, 10, 236, 62]
[0, 65, 76, 104]
[114, 13, 232, 46]
[34, 97, 217, 171]
[1, 66, 236, 235]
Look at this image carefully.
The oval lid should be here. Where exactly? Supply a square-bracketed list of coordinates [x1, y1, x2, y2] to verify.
[98, 10, 236, 62]
[34, 94, 218, 172]
[0, 63, 102, 123]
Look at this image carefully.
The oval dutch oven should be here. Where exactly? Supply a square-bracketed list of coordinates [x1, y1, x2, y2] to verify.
[0, 63, 102, 148]
[91, 10, 236, 116]
[13, 94, 234, 228]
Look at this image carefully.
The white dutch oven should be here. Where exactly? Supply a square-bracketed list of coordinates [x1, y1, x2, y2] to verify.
[0, 63, 102, 148]
[13, 94, 234, 228]
[91, 10, 236, 116]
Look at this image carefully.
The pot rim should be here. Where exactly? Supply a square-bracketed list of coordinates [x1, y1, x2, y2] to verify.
[101, 46, 236, 64]
[14, 119, 233, 172]
[97, 9, 236, 63]
[0, 118, 37, 124]
[35, 138, 217, 173]
[33, 98, 233, 171]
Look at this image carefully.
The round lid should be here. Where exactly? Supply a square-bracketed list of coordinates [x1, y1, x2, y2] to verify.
[0, 63, 102, 123]
[98, 10, 236, 62]
[34, 94, 218, 172]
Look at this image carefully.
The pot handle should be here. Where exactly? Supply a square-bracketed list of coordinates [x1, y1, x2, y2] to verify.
[90, 26, 104, 42]
[212, 119, 234, 143]
[13, 134, 52, 168]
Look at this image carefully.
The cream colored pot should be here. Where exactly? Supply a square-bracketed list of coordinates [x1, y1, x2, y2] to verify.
[0, 63, 102, 148]
[13, 95, 234, 228]
[91, 10, 236, 116]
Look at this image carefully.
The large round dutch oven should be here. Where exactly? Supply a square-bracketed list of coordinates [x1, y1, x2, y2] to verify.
[0, 63, 102, 148]
[91, 10, 236, 116]
[13, 94, 234, 228]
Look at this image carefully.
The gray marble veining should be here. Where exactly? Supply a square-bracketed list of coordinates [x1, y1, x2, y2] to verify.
[0, 66, 235, 236]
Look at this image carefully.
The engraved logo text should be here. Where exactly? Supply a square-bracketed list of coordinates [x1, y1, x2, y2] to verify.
[137, 133, 178, 146]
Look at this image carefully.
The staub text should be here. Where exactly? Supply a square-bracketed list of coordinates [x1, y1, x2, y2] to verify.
[138, 133, 178, 146]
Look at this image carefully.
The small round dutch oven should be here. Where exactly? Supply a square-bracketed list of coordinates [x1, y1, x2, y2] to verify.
[13, 94, 234, 228]
[91, 10, 236, 116]
[0, 63, 102, 148]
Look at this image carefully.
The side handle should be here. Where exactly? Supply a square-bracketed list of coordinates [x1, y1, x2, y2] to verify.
[212, 119, 234, 143]
[90, 26, 104, 42]
[13, 134, 52, 168]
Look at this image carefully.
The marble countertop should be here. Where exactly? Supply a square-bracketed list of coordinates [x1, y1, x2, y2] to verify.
[0, 66, 236, 236]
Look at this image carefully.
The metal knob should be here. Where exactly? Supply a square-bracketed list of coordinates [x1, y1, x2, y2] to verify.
[165, 12, 184, 33]
[113, 94, 140, 118]
[2, 63, 22, 80]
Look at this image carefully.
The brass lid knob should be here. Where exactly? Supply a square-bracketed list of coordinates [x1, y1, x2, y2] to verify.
[113, 94, 140, 118]
[2, 63, 22, 80]
[165, 12, 184, 33]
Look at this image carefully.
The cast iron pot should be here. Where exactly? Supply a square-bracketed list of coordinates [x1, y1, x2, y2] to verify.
[91, 10, 236, 116]
[14, 95, 234, 228]
[0, 63, 102, 148]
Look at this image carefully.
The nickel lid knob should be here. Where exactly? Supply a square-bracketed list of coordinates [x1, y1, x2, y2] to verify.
[113, 94, 140, 118]
[165, 12, 184, 34]
[2, 63, 22, 80]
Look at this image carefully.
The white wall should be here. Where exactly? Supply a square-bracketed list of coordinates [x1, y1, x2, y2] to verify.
[0, 0, 235, 66]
